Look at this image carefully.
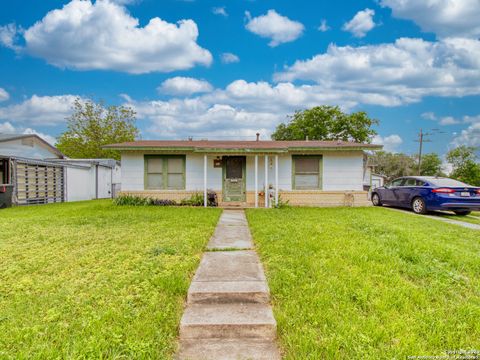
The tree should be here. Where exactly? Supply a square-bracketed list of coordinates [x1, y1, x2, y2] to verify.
[271, 105, 378, 143]
[419, 153, 444, 176]
[370, 151, 416, 181]
[57, 99, 139, 160]
[446, 146, 480, 186]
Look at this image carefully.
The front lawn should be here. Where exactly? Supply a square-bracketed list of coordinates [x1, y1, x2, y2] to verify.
[0, 201, 221, 359]
[432, 211, 480, 225]
[247, 207, 480, 359]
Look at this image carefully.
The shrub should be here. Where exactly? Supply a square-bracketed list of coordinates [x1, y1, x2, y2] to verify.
[151, 199, 177, 206]
[114, 195, 177, 206]
[180, 193, 204, 206]
[180, 191, 218, 207]
[114, 195, 152, 206]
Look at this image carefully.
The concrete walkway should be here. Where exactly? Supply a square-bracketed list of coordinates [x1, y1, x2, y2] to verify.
[384, 207, 480, 230]
[176, 210, 280, 360]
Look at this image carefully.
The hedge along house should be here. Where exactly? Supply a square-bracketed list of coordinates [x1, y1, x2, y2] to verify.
[105, 139, 382, 207]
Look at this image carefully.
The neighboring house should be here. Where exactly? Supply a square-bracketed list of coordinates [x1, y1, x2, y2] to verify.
[0, 133, 64, 159]
[105, 139, 382, 207]
[363, 166, 386, 190]
[0, 134, 121, 205]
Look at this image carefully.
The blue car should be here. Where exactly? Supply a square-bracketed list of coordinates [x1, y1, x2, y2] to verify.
[371, 176, 480, 215]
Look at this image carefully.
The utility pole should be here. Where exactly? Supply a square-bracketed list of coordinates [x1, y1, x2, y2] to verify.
[414, 128, 443, 175]
[417, 129, 425, 175]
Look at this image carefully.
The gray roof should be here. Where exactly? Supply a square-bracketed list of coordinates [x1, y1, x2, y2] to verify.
[0, 133, 64, 158]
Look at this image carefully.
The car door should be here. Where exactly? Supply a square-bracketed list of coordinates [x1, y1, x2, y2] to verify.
[382, 178, 404, 204]
[396, 178, 416, 207]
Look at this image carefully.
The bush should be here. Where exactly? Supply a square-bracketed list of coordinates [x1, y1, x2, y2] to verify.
[114, 195, 177, 206]
[180, 191, 218, 207]
[151, 199, 177, 206]
[180, 193, 204, 206]
[114, 195, 152, 206]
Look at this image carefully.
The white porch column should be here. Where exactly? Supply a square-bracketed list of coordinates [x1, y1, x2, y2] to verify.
[264, 155, 268, 208]
[254, 155, 258, 208]
[275, 155, 279, 206]
[203, 154, 207, 207]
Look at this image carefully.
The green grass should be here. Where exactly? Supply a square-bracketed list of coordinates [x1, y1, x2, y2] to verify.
[0, 200, 221, 359]
[430, 211, 480, 225]
[246, 207, 480, 359]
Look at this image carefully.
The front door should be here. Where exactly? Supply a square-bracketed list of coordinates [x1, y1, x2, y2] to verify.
[223, 156, 246, 202]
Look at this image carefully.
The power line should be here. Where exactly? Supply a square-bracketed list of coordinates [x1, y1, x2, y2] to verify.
[414, 128, 445, 175]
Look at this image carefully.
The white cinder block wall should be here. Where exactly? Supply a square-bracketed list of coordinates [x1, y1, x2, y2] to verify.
[121, 152, 365, 192]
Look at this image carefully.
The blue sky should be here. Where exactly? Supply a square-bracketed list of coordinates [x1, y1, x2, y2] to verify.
[1, 0, 479, 156]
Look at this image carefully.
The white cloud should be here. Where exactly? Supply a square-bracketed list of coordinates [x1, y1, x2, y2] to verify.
[275, 37, 480, 105]
[318, 19, 330, 32]
[0, 95, 78, 126]
[158, 77, 213, 96]
[452, 122, 480, 147]
[343, 8, 376, 38]
[245, 10, 304, 47]
[373, 134, 403, 152]
[221, 52, 240, 64]
[381, 0, 480, 38]
[212, 7, 228, 17]
[0, 88, 9, 102]
[0, 23, 18, 49]
[0, 122, 15, 133]
[421, 112, 437, 120]
[439, 116, 460, 126]
[3, 0, 212, 74]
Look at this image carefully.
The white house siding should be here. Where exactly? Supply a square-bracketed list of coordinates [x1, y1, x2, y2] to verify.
[0, 138, 60, 159]
[245, 155, 291, 191]
[186, 155, 222, 191]
[120, 151, 365, 192]
[121, 152, 144, 191]
[322, 151, 364, 191]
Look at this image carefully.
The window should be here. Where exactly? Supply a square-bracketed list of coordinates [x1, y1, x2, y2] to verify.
[145, 156, 185, 190]
[293, 156, 322, 190]
[389, 178, 404, 187]
[403, 178, 417, 186]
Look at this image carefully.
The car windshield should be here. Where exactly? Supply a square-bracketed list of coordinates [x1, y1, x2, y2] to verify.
[428, 178, 471, 187]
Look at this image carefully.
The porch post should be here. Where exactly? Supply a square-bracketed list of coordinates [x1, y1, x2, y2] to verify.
[254, 155, 258, 208]
[203, 154, 207, 207]
[275, 155, 279, 206]
[264, 155, 268, 208]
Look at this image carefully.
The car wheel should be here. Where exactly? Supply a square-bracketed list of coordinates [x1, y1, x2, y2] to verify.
[454, 210, 471, 216]
[372, 193, 382, 206]
[412, 197, 427, 214]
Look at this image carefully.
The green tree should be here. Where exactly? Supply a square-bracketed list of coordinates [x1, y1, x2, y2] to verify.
[446, 146, 480, 186]
[271, 105, 378, 143]
[419, 153, 444, 176]
[371, 151, 417, 181]
[57, 99, 139, 160]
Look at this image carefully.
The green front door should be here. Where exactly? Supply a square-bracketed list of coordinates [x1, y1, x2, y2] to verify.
[223, 156, 246, 202]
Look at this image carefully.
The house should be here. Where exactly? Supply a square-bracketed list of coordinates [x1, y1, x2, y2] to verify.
[363, 167, 387, 190]
[0, 133, 64, 160]
[0, 134, 121, 205]
[105, 138, 382, 207]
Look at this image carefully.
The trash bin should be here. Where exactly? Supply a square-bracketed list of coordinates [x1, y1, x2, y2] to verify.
[0, 184, 13, 209]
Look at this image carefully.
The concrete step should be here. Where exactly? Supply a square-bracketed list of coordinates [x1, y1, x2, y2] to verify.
[179, 303, 277, 340]
[176, 338, 281, 360]
[188, 280, 270, 304]
[193, 251, 265, 283]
